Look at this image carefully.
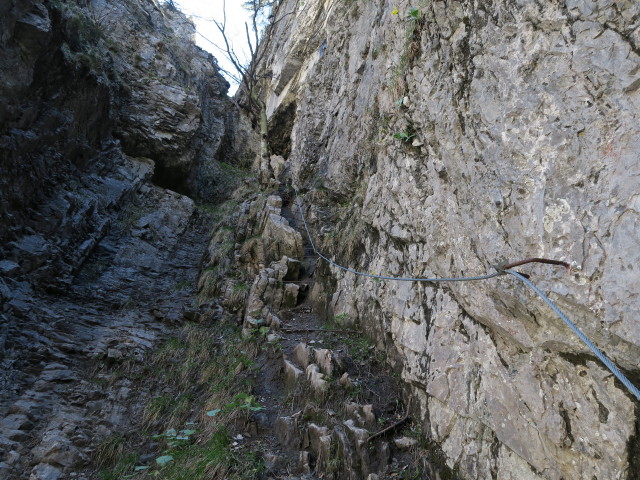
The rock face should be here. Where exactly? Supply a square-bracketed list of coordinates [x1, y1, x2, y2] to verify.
[0, 180, 214, 480]
[257, 0, 640, 478]
[0, 0, 255, 478]
[0, 0, 254, 291]
[0, 0, 262, 289]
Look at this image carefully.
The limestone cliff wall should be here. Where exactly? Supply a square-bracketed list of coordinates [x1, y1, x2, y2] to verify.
[258, 0, 640, 478]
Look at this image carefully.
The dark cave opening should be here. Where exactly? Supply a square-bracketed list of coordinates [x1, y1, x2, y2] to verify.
[268, 100, 296, 158]
[151, 162, 191, 197]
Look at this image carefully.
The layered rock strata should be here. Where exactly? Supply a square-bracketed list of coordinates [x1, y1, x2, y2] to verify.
[0, 0, 252, 291]
[0, 0, 252, 477]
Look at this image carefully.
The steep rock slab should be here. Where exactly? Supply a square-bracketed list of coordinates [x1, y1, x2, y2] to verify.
[0, 0, 250, 477]
[0, 184, 213, 479]
[0, 0, 248, 288]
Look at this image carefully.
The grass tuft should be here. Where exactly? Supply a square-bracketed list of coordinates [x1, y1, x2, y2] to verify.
[99, 321, 265, 480]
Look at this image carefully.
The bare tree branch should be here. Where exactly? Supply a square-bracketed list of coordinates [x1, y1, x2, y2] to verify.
[244, 22, 255, 59]
[206, 0, 298, 124]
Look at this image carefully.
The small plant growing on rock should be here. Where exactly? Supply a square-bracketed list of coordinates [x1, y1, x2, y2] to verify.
[232, 281, 250, 292]
[391, 6, 421, 21]
[393, 131, 415, 142]
[207, 393, 265, 422]
[333, 313, 351, 325]
[124, 425, 198, 475]
[407, 6, 421, 20]
[152, 425, 197, 449]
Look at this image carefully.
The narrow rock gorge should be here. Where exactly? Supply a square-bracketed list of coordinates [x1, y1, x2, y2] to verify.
[2, 0, 640, 479]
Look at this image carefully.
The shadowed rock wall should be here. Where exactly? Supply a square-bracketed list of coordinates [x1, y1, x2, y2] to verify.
[0, 1, 257, 477]
[257, 0, 640, 478]
[0, 0, 254, 291]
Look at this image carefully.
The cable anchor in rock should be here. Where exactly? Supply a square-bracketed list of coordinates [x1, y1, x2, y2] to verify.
[493, 257, 571, 278]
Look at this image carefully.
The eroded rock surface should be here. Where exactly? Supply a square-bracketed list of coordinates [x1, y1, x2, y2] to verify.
[3, 0, 640, 477]
[0, 0, 252, 477]
[1, 184, 214, 479]
[257, 0, 640, 478]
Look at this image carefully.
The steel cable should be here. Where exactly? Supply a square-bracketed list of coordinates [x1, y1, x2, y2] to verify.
[507, 270, 640, 400]
[294, 190, 501, 282]
[293, 188, 640, 400]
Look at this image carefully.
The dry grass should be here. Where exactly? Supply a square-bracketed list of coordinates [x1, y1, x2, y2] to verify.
[94, 435, 126, 468]
[140, 322, 261, 433]
[130, 321, 265, 479]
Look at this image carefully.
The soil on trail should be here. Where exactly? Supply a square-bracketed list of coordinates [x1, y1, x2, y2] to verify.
[249, 302, 414, 478]
[221, 195, 428, 480]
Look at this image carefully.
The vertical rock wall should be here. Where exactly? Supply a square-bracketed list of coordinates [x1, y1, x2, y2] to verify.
[258, 0, 640, 478]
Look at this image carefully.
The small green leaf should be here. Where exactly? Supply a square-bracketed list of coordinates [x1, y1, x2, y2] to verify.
[134, 466, 150, 471]
[232, 393, 248, 402]
[393, 131, 414, 142]
[207, 409, 222, 417]
[156, 455, 174, 466]
[165, 428, 177, 437]
[181, 429, 196, 435]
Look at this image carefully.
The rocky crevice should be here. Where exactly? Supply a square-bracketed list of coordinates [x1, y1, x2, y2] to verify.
[2, 0, 640, 478]
[196, 188, 458, 479]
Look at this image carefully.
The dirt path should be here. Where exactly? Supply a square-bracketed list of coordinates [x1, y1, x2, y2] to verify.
[224, 194, 427, 480]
